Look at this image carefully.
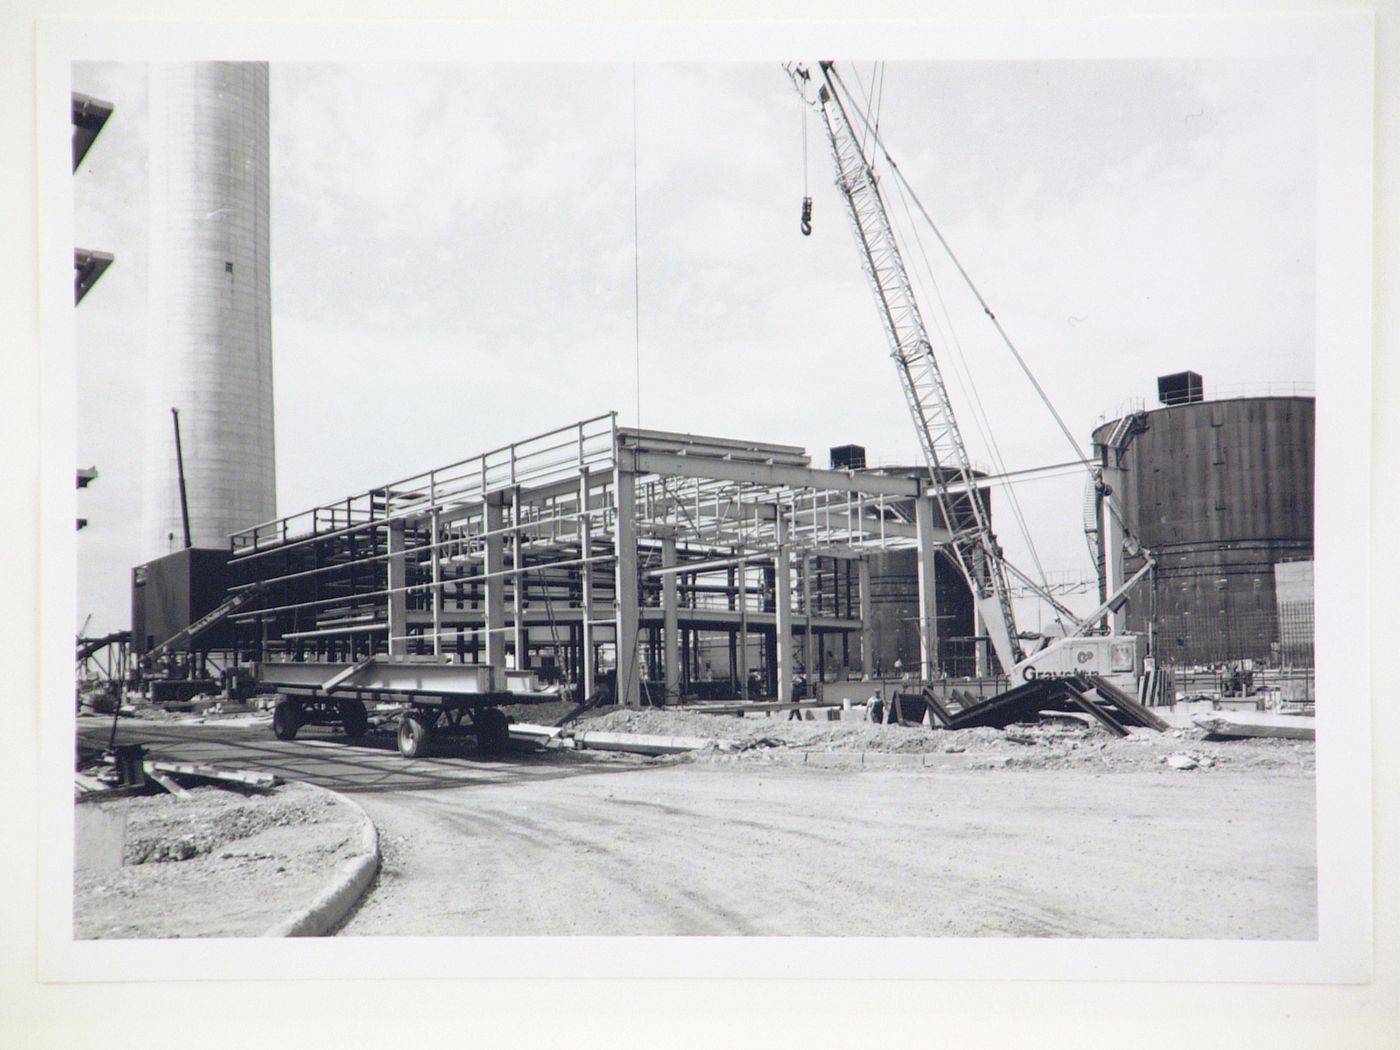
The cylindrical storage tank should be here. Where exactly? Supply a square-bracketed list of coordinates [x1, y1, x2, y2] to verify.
[142, 62, 274, 560]
[1092, 396, 1313, 666]
[865, 548, 978, 678]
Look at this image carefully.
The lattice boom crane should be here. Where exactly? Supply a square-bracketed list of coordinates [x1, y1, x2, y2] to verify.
[800, 61, 1024, 673]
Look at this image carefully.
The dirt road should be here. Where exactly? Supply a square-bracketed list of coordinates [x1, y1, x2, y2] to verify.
[341, 760, 1316, 939]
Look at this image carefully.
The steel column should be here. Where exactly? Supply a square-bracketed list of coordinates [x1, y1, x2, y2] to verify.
[915, 495, 941, 679]
[511, 486, 527, 668]
[483, 495, 507, 669]
[614, 466, 640, 708]
[774, 507, 793, 702]
[579, 470, 596, 701]
[386, 519, 408, 656]
[857, 557, 873, 676]
[662, 535, 680, 703]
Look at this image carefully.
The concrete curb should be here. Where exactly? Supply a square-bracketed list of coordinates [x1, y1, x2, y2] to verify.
[261, 784, 379, 938]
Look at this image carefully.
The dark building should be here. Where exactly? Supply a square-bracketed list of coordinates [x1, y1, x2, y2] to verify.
[1092, 389, 1314, 666]
[131, 547, 232, 656]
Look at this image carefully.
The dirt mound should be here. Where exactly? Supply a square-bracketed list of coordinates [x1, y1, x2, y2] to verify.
[121, 785, 336, 864]
[75, 781, 366, 939]
[578, 708, 1315, 774]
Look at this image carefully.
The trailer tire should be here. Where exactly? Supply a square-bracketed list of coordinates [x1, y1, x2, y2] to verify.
[272, 701, 301, 741]
[474, 707, 511, 755]
[398, 714, 431, 758]
[338, 699, 369, 739]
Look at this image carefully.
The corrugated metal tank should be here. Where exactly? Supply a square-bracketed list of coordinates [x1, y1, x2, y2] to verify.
[142, 62, 275, 560]
[1093, 396, 1313, 665]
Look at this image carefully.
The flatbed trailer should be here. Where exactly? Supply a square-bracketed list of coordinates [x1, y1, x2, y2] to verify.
[255, 657, 555, 758]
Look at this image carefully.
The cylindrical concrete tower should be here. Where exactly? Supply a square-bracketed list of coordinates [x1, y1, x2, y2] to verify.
[142, 62, 275, 560]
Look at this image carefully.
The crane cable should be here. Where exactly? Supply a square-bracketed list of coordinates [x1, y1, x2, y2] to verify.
[797, 67, 813, 235]
[827, 65, 1093, 473]
[837, 63, 1058, 596]
[887, 169, 1056, 597]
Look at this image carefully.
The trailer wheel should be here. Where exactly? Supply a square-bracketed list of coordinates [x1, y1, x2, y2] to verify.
[398, 714, 431, 758]
[338, 699, 369, 739]
[474, 707, 511, 755]
[272, 701, 301, 741]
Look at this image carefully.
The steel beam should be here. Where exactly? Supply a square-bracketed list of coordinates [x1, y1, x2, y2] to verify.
[662, 535, 680, 704]
[774, 507, 793, 702]
[914, 496, 940, 679]
[429, 508, 443, 654]
[580, 470, 596, 701]
[255, 658, 504, 696]
[511, 487, 527, 668]
[858, 558, 874, 676]
[614, 466, 640, 708]
[386, 520, 408, 656]
[622, 448, 922, 500]
[483, 495, 506, 669]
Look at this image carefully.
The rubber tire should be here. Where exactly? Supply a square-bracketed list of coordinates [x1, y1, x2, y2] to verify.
[272, 701, 301, 741]
[398, 714, 431, 758]
[339, 699, 369, 739]
[474, 707, 511, 756]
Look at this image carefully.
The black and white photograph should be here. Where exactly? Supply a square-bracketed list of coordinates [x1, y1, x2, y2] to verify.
[6, 4, 1391, 1048]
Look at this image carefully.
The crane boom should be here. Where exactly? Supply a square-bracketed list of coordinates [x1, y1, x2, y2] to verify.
[806, 62, 1023, 672]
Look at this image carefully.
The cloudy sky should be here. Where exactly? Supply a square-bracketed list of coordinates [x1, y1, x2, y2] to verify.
[73, 58, 1316, 633]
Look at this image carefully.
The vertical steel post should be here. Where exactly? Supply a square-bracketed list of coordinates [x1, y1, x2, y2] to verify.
[386, 519, 407, 656]
[578, 469, 596, 701]
[802, 553, 814, 690]
[430, 508, 442, 656]
[483, 495, 506, 671]
[774, 507, 793, 702]
[511, 486, 527, 669]
[858, 557, 874, 677]
[738, 561, 749, 700]
[613, 466, 640, 708]
[662, 535, 679, 704]
[915, 495, 941, 681]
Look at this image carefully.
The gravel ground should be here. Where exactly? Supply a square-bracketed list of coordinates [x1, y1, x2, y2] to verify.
[74, 781, 366, 939]
[341, 761, 1316, 938]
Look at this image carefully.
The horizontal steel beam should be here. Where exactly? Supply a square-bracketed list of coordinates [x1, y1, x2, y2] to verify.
[622, 448, 922, 499]
[254, 658, 506, 696]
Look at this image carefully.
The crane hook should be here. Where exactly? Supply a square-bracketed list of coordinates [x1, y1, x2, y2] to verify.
[800, 196, 813, 236]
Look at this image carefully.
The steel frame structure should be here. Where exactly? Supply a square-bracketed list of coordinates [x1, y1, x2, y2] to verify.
[227, 413, 952, 707]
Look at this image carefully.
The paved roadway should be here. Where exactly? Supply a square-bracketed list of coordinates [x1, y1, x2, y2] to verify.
[75, 713, 616, 796]
[74, 714, 1318, 940]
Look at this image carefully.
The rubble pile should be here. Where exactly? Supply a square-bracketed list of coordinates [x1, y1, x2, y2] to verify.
[581, 708, 1315, 773]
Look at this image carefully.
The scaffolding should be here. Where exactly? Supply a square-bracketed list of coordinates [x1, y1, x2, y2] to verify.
[226, 413, 950, 707]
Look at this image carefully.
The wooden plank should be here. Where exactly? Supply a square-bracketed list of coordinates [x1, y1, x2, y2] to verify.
[74, 772, 109, 794]
[146, 761, 280, 789]
[143, 764, 193, 798]
[685, 700, 844, 715]
[1192, 713, 1315, 741]
[75, 783, 149, 803]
